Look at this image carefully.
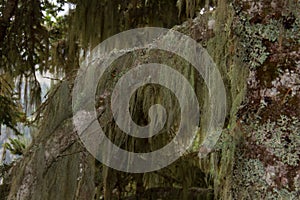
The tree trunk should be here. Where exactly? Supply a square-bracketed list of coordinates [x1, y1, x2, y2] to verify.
[4, 0, 300, 199]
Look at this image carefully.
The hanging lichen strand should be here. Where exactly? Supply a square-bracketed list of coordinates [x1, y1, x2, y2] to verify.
[93, 47, 209, 198]
[0, 0, 70, 133]
[3, 0, 299, 199]
[176, 0, 216, 18]
[68, 0, 213, 50]
[0, 0, 46, 137]
[4, 1, 229, 199]
[68, 0, 219, 50]
[88, 0, 246, 199]
[0, 0, 214, 136]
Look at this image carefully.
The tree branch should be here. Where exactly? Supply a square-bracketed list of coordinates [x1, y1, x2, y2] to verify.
[0, 0, 18, 45]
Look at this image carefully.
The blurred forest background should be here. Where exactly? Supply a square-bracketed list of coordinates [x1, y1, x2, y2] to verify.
[0, 0, 299, 199]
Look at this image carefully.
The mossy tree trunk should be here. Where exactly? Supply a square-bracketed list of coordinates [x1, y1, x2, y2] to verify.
[3, 0, 299, 199]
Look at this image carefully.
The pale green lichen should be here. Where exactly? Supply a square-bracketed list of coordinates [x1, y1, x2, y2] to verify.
[234, 15, 281, 69]
[266, 188, 299, 200]
[232, 158, 267, 199]
[251, 115, 300, 167]
[232, 114, 300, 199]
[233, 157, 299, 200]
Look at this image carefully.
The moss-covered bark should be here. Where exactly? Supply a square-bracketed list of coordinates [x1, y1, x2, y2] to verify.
[6, 82, 95, 200]
[3, 0, 299, 199]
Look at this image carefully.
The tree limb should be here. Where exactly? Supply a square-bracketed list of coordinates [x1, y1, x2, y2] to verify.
[0, 0, 18, 45]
